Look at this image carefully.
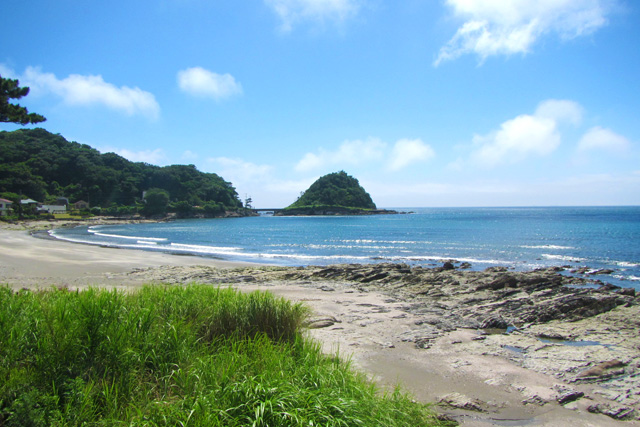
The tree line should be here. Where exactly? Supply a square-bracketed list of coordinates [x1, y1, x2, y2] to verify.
[0, 128, 244, 217]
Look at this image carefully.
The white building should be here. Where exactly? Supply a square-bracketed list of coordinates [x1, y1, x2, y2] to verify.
[0, 198, 13, 216]
[38, 205, 67, 214]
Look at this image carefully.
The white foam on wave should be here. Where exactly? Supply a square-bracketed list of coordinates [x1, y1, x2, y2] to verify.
[169, 243, 241, 254]
[88, 230, 167, 242]
[542, 254, 586, 262]
[257, 253, 371, 261]
[615, 261, 640, 268]
[521, 245, 575, 250]
[341, 239, 422, 245]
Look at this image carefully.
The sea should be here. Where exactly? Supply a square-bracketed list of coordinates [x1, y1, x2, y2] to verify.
[51, 206, 640, 290]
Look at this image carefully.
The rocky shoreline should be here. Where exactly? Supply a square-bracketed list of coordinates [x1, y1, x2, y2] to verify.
[124, 262, 640, 423]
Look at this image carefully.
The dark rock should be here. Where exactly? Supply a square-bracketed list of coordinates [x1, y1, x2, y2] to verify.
[480, 316, 509, 329]
[442, 261, 455, 270]
[484, 266, 508, 273]
[557, 390, 584, 404]
[577, 360, 625, 378]
[360, 272, 389, 283]
[459, 262, 472, 269]
[618, 288, 636, 297]
[306, 316, 340, 329]
[588, 403, 637, 420]
[587, 269, 615, 275]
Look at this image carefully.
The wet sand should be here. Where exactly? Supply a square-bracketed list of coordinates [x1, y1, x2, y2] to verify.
[0, 225, 637, 426]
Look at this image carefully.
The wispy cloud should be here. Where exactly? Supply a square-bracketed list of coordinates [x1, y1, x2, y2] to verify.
[435, 0, 614, 65]
[388, 139, 435, 171]
[207, 157, 273, 182]
[177, 67, 243, 100]
[295, 137, 436, 172]
[205, 156, 311, 206]
[295, 138, 385, 172]
[468, 99, 582, 168]
[18, 66, 160, 119]
[265, 0, 361, 32]
[577, 126, 631, 153]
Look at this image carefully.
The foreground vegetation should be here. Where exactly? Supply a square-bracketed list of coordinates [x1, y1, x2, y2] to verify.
[0, 285, 450, 426]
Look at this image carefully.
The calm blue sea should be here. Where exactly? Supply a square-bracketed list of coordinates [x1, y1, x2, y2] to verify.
[51, 207, 640, 290]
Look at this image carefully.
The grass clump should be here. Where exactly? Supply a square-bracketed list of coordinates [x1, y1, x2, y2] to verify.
[0, 285, 452, 426]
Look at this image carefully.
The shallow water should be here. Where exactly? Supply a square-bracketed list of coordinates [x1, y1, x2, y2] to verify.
[52, 206, 640, 290]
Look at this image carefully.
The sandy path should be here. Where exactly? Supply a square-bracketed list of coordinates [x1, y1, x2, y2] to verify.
[0, 228, 636, 426]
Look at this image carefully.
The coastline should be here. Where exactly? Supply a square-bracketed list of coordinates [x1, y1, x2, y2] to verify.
[0, 223, 638, 426]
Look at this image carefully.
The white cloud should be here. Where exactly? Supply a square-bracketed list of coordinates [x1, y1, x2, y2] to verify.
[388, 138, 435, 171]
[20, 66, 160, 119]
[470, 99, 582, 167]
[207, 157, 274, 182]
[177, 67, 242, 100]
[204, 157, 310, 207]
[295, 138, 385, 172]
[435, 0, 613, 65]
[103, 148, 168, 165]
[577, 126, 631, 153]
[535, 99, 583, 125]
[265, 0, 360, 32]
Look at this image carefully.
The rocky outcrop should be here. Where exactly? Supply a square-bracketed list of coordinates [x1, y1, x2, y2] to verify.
[277, 263, 636, 330]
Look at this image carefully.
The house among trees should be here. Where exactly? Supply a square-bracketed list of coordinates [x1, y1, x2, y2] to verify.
[0, 198, 13, 216]
[56, 197, 70, 207]
[38, 204, 67, 214]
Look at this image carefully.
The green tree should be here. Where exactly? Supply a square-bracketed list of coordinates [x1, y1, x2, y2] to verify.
[0, 76, 46, 125]
[141, 188, 169, 217]
[172, 200, 194, 218]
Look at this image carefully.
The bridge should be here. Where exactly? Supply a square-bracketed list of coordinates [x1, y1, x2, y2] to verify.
[252, 208, 283, 214]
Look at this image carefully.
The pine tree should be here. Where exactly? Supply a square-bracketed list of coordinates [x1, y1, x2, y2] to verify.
[0, 76, 46, 125]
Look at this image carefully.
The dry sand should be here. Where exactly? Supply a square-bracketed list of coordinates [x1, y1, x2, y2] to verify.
[0, 225, 637, 426]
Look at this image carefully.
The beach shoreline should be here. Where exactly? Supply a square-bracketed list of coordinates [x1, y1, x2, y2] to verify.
[1, 222, 638, 426]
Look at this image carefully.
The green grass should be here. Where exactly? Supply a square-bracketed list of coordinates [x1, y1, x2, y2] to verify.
[0, 285, 452, 427]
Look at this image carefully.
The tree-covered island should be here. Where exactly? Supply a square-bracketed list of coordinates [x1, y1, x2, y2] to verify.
[277, 171, 398, 216]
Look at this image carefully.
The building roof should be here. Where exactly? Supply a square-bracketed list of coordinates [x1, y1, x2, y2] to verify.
[21, 199, 39, 204]
[0, 198, 13, 204]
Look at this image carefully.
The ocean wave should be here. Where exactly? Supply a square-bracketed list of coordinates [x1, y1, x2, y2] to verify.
[169, 243, 241, 253]
[614, 261, 640, 268]
[88, 230, 168, 242]
[341, 239, 422, 245]
[542, 254, 586, 262]
[521, 245, 575, 250]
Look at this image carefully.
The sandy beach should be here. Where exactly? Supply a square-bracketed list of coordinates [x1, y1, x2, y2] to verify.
[1, 223, 638, 426]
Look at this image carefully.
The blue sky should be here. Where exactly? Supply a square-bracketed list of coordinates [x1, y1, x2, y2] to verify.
[1, 0, 639, 207]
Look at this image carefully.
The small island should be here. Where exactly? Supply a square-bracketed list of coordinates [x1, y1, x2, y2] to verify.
[276, 171, 398, 216]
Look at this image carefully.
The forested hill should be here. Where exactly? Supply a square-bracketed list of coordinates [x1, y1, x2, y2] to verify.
[283, 171, 377, 212]
[0, 128, 242, 211]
